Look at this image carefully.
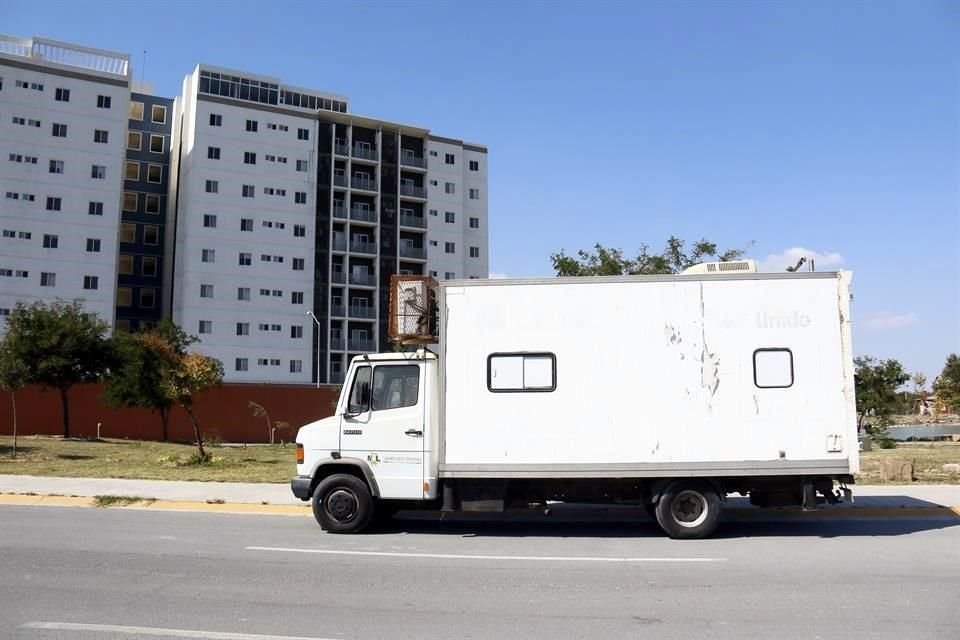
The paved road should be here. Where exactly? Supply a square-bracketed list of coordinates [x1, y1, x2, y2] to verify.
[1, 506, 959, 640]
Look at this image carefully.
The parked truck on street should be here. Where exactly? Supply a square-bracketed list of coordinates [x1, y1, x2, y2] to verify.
[292, 262, 858, 539]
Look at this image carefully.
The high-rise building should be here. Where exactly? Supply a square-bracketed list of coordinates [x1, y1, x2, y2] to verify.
[0, 36, 131, 326]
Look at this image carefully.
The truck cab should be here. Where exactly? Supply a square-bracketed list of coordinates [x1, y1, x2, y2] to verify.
[292, 350, 439, 532]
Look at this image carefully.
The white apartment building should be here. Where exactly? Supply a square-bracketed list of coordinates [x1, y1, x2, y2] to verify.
[0, 36, 130, 327]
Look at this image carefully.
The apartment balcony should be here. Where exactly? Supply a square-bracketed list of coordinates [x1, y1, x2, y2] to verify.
[399, 184, 427, 199]
[352, 145, 379, 162]
[330, 271, 346, 284]
[334, 140, 349, 156]
[399, 245, 427, 260]
[329, 371, 345, 384]
[331, 237, 347, 252]
[333, 174, 348, 188]
[400, 153, 427, 170]
[329, 338, 345, 351]
[330, 305, 346, 318]
[350, 207, 378, 223]
[349, 272, 377, 287]
[332, 205, 347, 219]
[348, 338, 377, 352]
[399, 213, 426, 229]
[348, 305, 376, 320]
[349, 240, 377, 255]
[351, 176, 377, 192]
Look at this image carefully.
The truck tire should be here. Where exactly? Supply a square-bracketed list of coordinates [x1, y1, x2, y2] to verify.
[654, 480, 721, 539]
[312, 473, 374, 534]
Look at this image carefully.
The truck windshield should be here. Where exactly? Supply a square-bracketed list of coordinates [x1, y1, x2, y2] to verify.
[371, 365, 420, 411]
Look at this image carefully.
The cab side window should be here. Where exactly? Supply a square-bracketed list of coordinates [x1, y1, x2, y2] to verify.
[372, 365, 420, 411]
[347, 366, 372, 413]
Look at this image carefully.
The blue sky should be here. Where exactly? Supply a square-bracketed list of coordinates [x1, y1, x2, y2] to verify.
[5, 0, 958, 380]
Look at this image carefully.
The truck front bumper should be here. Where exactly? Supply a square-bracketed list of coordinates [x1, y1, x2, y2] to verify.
[291, 476, 312, 501]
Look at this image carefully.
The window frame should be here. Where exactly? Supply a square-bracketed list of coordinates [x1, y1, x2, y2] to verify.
[151, 105, 167, 124]
[486, 352, 557, 393]
[752, 348, 795, 389]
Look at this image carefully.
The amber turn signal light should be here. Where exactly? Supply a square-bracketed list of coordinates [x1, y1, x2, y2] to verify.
[296, 444, 304, 464]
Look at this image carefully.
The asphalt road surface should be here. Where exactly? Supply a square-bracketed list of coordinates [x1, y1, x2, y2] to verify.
[1, 506, 958, 640]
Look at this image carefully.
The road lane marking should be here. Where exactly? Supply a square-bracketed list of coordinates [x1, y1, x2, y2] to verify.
[246, 546, 725, 563]
[20, 622, 337, 640]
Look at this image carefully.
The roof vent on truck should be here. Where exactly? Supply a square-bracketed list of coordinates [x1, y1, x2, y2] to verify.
[680, 260, 757, 275]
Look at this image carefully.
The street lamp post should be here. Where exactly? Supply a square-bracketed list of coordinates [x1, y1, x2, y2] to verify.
[306, 310, 321, 389]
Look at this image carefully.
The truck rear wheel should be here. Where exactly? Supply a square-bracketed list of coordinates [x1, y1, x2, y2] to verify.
[655, 480, 721, 539]
[312, 473, 374, 534]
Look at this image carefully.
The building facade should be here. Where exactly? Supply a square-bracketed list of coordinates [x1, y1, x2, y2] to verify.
[0, 36, 130, 327]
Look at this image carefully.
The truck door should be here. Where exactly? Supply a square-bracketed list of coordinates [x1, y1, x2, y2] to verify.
[340, 362, 425, 499]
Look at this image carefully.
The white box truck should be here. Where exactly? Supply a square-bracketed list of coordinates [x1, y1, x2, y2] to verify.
[292, 264, 858, 538]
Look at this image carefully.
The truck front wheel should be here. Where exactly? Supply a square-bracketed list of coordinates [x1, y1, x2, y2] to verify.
[312, 473, 374, 534]
[655, 480, 721, 539]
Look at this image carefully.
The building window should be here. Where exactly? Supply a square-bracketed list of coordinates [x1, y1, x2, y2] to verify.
[445, 211, 455, 223]
[294, 224, 306, 237]
[246, 119, 258, 132]
[429, 179, 438, 186]
[46, 197, 62, 211]
[127, 131, 142, 150]
[55, 88, 70, 102]
[445, 153, 455, 165]
[151, 105, 167, 124]
[236, 322, 249, 336]
[487, 353, 557, 392]
[43, 234, 58, 248]
[444, 272, 454, 280]
[49, 160, 64, 174]
[239, 252, 252, 266]
[445, 182, 455, 194]
[209, 113, 222, 126]
[205, 180, 218, 193]
[291, 291, 304, 304]
[94, 129, 108, 144]
[89, 201, 104, 216]
[124, 161, 140, 181]
[143, 226, 159, 245]
[207, 146, 220, 159]
[40, 272, 56, 287]
[145, 194, 161, 214]
[470, 246, 480, 258]
[289, 360, 302, 373]
[116, 287, 132, 306]
[147, 164, 162, 183]
[430, 240, 438, 247]
[129, 101, 144, 120]
[241, 218, 253, 232]
[52, 123, 67, 137]
[429, 209, 438, 217]
[83, 275, 99, 290]
[85, 238, 101, 253]
[142, 256, 158, 277]
[469, 217, 480, 229]
[237, 287, 250, 301]
[140, 289, 156, 309]
[118, 255, 134, 275]
[203, 214, 217, 228]
[297, 128, 309, 140]
[242, 185, 255, 198]
[236, 358, 248, 372]
[200, 284, 214, 298]
[429, 270, 438, 277]
[429, 150, 438, 157]
[296, 159, 308, 172]
[120, 223, 136, 243]
[97, 95, 111, 109]
[149, 135, 164, 153]
[91, 165, 106, 179]
[445, 242, 455, 254]
[292, 258, 305, 271]
[123, 192, 138, 212]
[201, 248, 215, 263]
[753, 349, 795, 389]
[198, 320, 212, 334]
[469, 160, 479, 171]
[295, 191, 307, 204]
[469, 188, 480, 200]
[244, 151, 256, 165]
[290, 325, 303, 339]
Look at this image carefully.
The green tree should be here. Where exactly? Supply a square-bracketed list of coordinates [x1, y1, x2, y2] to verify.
[0, 300, 112, 438]
[933, 354, 960, 412]
[104, 319, 197, 441]
[161, 351, 224, 461]
[550, 236, 748, 277]
[854, 356, 910, 431]
[0, 342, 28, 457]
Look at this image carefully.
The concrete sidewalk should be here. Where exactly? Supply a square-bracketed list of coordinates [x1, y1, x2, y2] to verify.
[1, 474, 959, 510]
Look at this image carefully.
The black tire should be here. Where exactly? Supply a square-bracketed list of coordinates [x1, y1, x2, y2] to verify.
[654, 480, 722, 539]
[312, 473, 374, 534]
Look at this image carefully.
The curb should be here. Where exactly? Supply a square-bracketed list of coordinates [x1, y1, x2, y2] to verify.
[2, 493, 959, 520]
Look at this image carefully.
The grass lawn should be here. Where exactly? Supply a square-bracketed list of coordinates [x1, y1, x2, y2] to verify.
[858, 443, 960, 484]
[0, 436, 294, 483]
